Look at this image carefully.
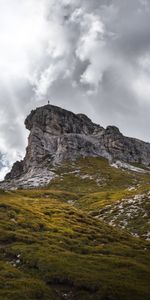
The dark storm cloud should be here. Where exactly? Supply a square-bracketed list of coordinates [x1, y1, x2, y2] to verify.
[0, 0, 150, 178]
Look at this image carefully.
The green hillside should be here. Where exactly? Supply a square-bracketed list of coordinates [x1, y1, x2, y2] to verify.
[0, 157, 150, 299]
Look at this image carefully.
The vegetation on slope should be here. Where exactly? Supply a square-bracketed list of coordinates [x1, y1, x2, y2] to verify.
[0, 157, 150, 299]
[0, 188, 150, 300]
[48, 158, 150, 237]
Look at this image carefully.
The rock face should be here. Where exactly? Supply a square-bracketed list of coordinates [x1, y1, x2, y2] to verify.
[2, 104, 150, 187]
[5, 161, 24, 180]
[23, 105, 106, 171]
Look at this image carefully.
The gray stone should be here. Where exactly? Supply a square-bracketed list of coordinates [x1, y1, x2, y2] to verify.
[1, 104, 150, 188]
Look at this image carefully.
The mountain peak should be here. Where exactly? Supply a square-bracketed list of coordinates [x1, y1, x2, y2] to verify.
[25, 104, 102, 135]
[1, 104, 150, 188]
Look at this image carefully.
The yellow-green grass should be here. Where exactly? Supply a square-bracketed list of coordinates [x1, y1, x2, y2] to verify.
[46, 157, 150, 239]
[46, 158, 150, 213]
[48, 157, 150, 193]
[0, 191, 150, 300]
[75, 186, 150, 213]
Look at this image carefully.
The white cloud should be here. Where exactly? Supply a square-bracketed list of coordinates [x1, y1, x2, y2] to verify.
[0, 167, 9, 181]
[0, 0, 50, 84]
[34, 60, 67, 98]
[0, 0, 116, 98]
[132, 54, 150, 103]
[132, 73, 150, 104]
[74, 11, 107, 89]
[0, 0, 150, 179]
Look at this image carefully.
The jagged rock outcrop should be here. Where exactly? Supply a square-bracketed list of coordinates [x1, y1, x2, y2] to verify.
[1, 104, 150, 188]
[5, 161, 24, 180]
[102, 126, 150, 164]
[23, 105, 106, 172]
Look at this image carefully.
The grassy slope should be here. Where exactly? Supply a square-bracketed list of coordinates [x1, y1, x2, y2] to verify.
[0, 157, 150, 299]
[49, 157, 150, 210]
[48, 158, 150, 239]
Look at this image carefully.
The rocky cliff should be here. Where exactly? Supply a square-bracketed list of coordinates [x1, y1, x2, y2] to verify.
[2, 104, 150, 187]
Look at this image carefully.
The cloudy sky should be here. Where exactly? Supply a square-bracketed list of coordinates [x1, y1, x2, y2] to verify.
[0, 0, 150, 179]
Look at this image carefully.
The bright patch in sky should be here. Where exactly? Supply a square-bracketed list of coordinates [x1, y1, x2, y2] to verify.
[0, 0, 150, 179]
[0, 0, 49, 83]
